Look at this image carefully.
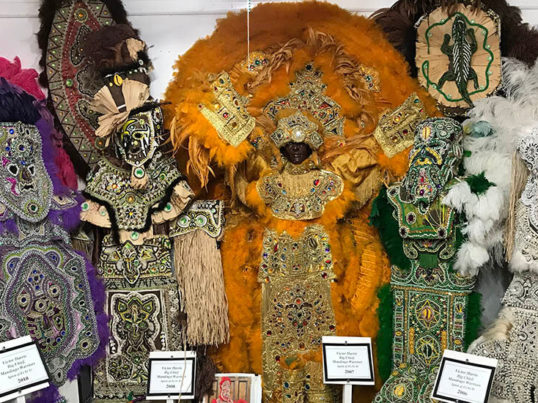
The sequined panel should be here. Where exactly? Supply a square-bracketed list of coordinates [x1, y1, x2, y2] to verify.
[373, 94, 428, 158]
[259, 226, 337, 401]
[200, 72, 255, 147]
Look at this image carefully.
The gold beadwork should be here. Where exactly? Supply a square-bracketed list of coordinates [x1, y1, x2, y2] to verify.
[257, 167, 344, 220]
[374, 93, 428, 158]
[270, 111, 323, 150]
[259, 226, 337, 401]
[200, 72, 255, 147]
[264, 63, 345, 138]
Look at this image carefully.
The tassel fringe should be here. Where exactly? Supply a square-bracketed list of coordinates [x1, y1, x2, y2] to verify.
[174, 230, 230, 346]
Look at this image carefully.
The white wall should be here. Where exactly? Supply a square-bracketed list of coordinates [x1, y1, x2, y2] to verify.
[0, 0, 536, 98]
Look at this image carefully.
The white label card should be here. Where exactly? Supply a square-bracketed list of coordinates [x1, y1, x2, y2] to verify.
[147, 351, 196, 400]
[322, 336, 375, 385]
[432, 350, 497, 403]
[0, 336, 50, 403]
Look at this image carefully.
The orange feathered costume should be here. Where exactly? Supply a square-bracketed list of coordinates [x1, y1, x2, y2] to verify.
[165, 2, 438, 401]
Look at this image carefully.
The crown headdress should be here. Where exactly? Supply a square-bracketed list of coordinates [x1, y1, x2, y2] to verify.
[264, 63, 345, 138]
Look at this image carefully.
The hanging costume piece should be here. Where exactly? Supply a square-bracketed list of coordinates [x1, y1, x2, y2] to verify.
[465, 59, 538, 402]
[372, 0, 538, 115]
[0, 60, 107, 393]
[371, 118, 485, 402]
[415, 4, 501, 115]
[165, 2, 440, 401]
[38, 2, 229, 400]
[37, 0, 139, 178]
[372, 0, 538, 381]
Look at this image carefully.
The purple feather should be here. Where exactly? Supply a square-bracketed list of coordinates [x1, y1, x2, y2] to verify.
[29, 383, 64, 403]
[0, 217, 18, 236]
[66, 250, 109, 380]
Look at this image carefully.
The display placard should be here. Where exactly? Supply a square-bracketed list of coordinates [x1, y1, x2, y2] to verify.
[0, 336, 50, 403]
[431, 349, 497, 403]
[146, 351, 196, 400]
[322, 336, 375, 385]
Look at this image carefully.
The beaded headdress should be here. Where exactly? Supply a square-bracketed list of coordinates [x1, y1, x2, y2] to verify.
[270, 111, 323, 150]
[402, 117, 463, 211]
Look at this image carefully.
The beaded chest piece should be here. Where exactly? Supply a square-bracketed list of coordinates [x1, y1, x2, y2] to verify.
[257, 165, 343, 221]
[0, 122, 53, 222]
[84, 155, 183, 231]
[259, 226, 337, 402]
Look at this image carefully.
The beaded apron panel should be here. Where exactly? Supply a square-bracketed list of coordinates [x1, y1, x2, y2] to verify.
[93, 234, 183, 400]
[375, 184, 475, 403]
[259, 226, 337, 402]
[0, 228, 100, 386]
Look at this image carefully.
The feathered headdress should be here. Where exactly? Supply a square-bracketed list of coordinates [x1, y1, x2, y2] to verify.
[165, 2, 439, 196]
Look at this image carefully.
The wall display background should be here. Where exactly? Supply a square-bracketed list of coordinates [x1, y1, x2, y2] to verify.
[1, 0, 537, 99]
[0, 0, 536, 401]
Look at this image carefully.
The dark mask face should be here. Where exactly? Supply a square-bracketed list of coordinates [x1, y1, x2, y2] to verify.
[115, 107, 163, 168]
[0, 122, 53, 222]
[281, 142, 313, 165]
